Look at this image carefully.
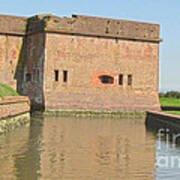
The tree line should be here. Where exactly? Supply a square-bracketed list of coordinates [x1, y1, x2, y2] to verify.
[159, 91, 180, 98]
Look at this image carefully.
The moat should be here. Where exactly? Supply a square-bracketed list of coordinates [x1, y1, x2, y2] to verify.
[0, 115, 180, 180]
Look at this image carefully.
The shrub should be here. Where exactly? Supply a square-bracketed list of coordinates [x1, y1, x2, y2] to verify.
[159, 91, 180, 99]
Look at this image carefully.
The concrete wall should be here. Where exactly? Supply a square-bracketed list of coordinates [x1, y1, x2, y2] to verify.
[44, 33, 160, 111]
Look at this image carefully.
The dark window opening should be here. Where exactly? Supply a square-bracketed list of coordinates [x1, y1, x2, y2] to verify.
[99, 75, 114, 84]
[63, 70, 68, 82]
[128, 74, 132, 86]
[26, 73, 32, 82]
[55, 70, 59, 81]
[119, 74, 123, 85]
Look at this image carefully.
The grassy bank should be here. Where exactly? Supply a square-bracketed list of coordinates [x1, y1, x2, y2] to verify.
[0, 84, 19, 98]
[160, 97, 180, 107]
[163, 111, 180, 115]
[160, 97, 180, 115]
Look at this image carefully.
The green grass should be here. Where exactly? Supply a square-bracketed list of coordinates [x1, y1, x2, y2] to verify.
[160, 97, 180, 116]
[164, 111, 180, 115]
[160, 97, 180, 107]
[0, 84, 19, 98]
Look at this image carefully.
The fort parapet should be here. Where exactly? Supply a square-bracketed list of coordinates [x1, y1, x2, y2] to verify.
[26, 14, 161, 42]
[0, 14, 26, 35]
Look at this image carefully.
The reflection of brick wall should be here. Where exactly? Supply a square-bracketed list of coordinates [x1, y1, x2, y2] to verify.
[40, 117, 156, 179]
[0, 96, 30, 119]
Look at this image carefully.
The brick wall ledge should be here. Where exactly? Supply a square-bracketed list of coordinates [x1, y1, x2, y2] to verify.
[42, 109, 146, 119]
[0, 96, 30, 134]
[27, 29, 161, 43]
[0, 96, 30, 105]
[146, 111, 180, 134]
[147, 111, 180, 119]
[0, 32, 25, 36]
[0, 96, 30, 119]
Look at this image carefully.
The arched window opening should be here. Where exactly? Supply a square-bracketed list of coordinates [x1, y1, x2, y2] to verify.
[99, 75, 114, 84]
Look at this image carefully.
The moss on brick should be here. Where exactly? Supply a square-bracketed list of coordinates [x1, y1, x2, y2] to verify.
[42, 109, 146, 119]
[105, 27, 109, 33]
[0, 113, 30, 135]
[42, 16, 51, 21]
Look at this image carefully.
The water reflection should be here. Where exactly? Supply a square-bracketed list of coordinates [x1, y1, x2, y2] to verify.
[0, 116, 44, 180]
[0, 115, 157, 180]
[14, 118, 44, 180]
[155, 131, 180, 180]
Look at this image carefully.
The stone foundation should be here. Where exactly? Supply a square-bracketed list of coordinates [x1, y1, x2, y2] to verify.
[0, 96, 30, 134]
[42, 109, 146, 123]
[0, 112, 30, 134]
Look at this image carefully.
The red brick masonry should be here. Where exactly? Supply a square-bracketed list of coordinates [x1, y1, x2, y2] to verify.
[0, 96, 30, 119]
[0, 14, 162, 111]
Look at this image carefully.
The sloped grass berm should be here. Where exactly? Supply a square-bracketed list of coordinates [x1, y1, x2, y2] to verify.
[0, 84, 19, 98]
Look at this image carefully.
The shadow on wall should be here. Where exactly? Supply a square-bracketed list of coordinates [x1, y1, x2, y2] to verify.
[14, 16, 47, 111]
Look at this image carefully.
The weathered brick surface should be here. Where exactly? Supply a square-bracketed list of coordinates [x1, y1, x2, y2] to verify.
[0, 35, 24, 89]
[0, 14, 26, 35]
[18, 32, 46, 108]
[0, 14, 161, 111]
[27, 14, 160, 42]
[44, 34, 160, 111]
[0, 96, 30, 119]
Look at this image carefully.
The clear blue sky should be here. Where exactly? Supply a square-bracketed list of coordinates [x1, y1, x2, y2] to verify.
[1, 0, 179, 92]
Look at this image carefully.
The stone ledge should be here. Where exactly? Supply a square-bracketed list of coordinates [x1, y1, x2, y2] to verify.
[147, 111, 180, 120]
[0, 96, 30, 119]
[146, 111, 180, 134]
[42, 109, 146, 121]
[0, 96, 30, 105]
[27, 14, 161, 42]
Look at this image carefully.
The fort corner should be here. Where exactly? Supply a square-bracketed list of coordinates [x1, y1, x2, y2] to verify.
[0, 14, 162, 112]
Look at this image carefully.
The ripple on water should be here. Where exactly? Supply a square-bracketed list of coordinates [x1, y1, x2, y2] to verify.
[1, 115, 178, 180]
